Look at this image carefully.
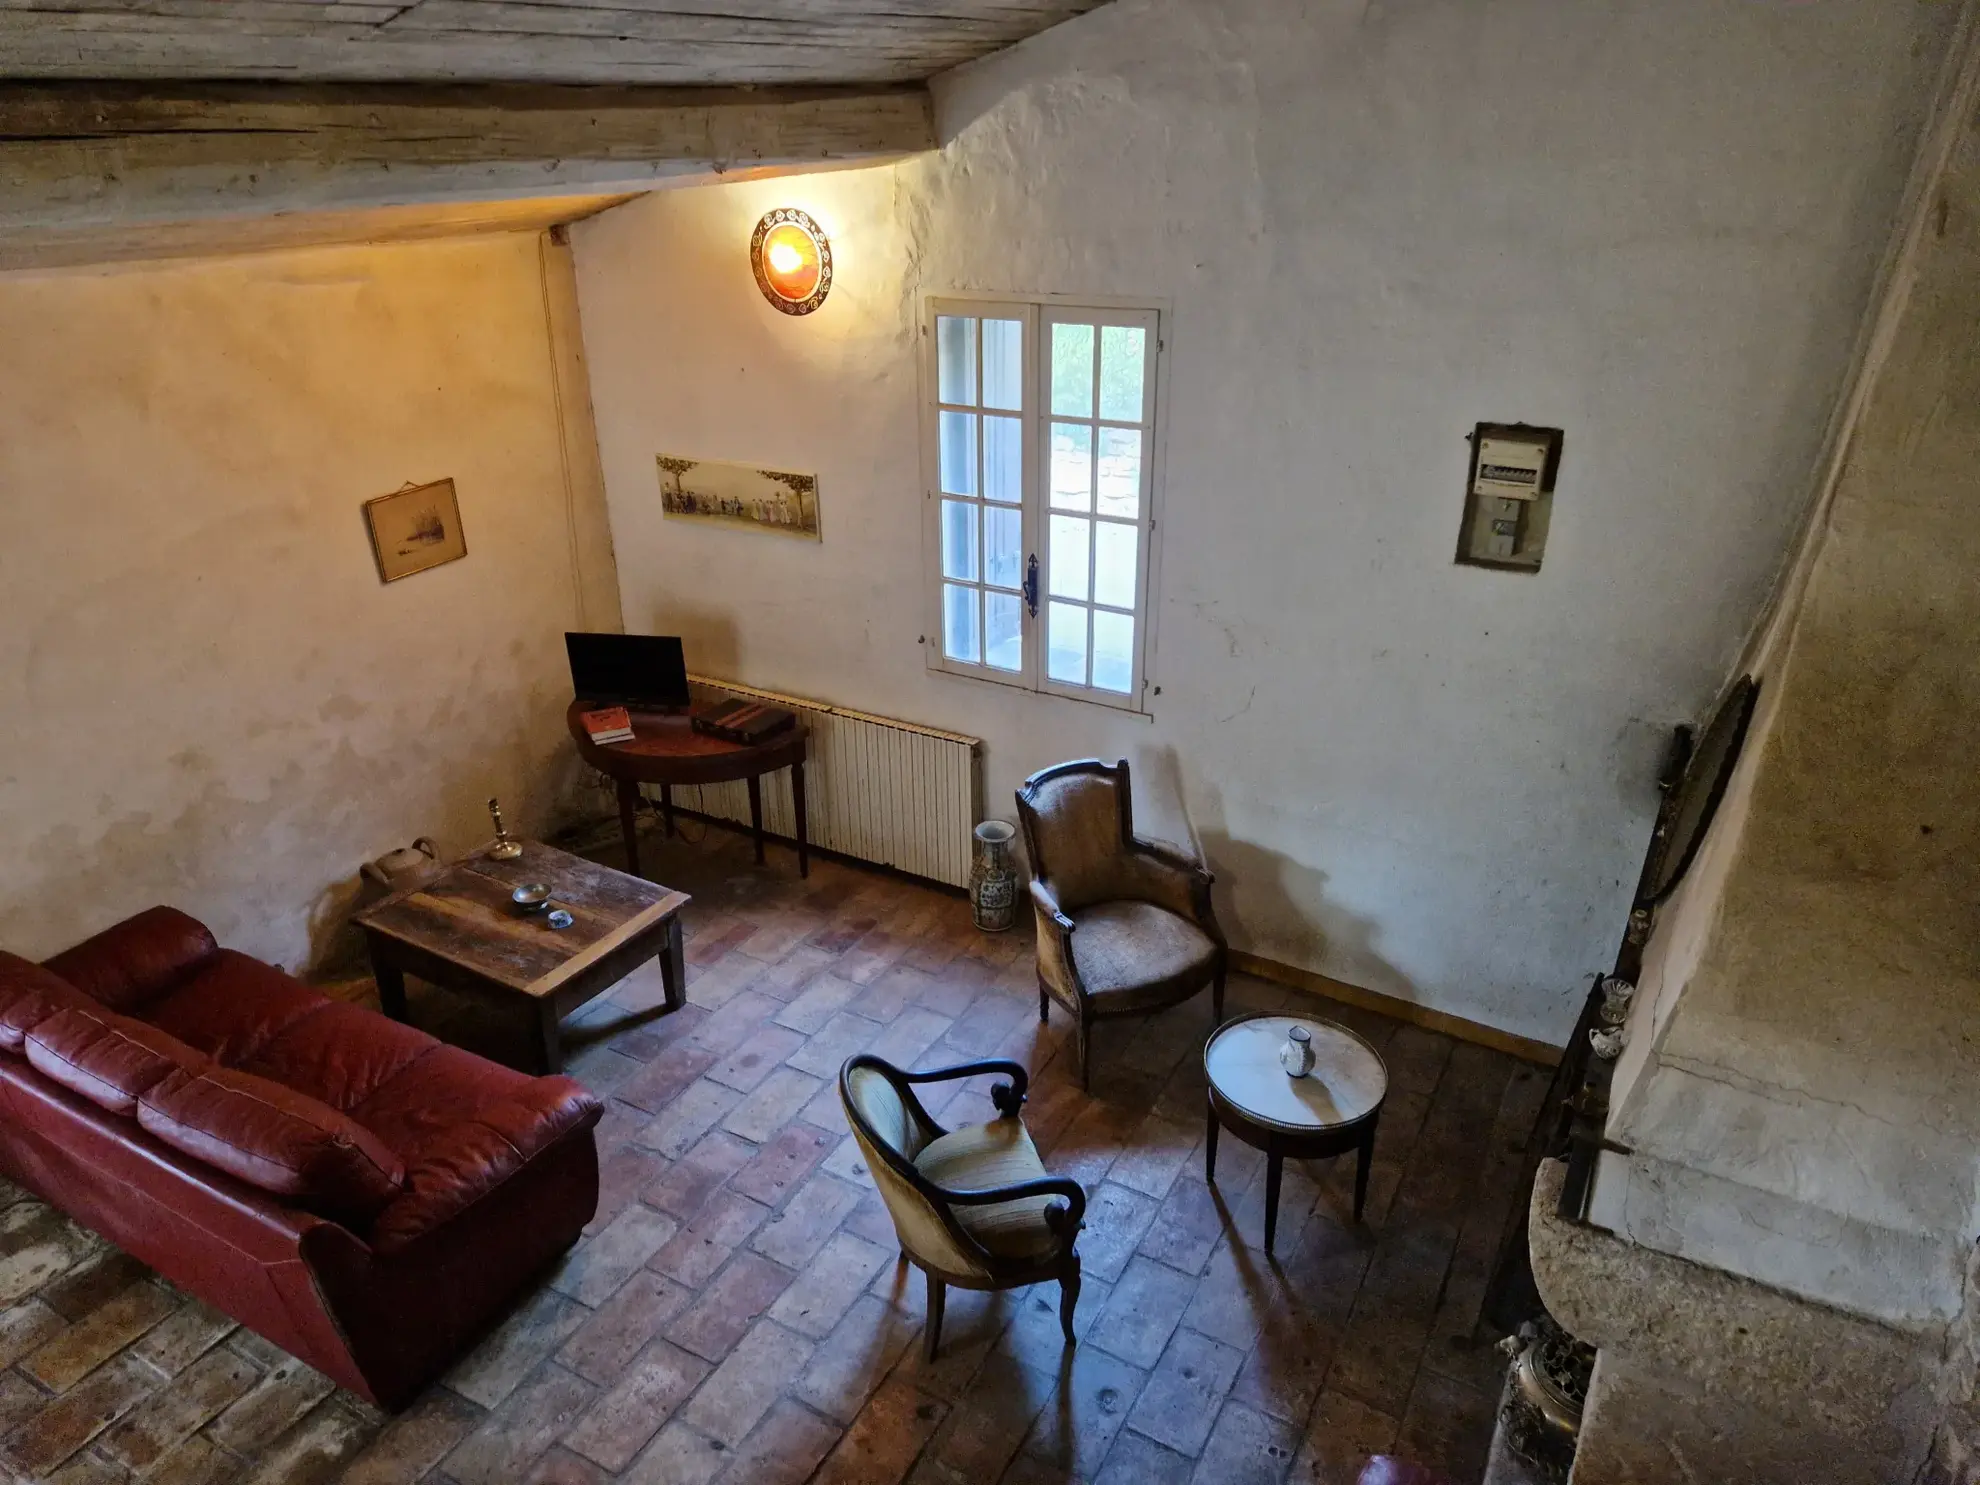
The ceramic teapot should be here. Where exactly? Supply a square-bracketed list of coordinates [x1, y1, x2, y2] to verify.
[361, 837, 441, 893]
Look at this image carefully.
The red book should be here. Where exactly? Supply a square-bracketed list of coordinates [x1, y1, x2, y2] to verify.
[581, 706, 635, 745]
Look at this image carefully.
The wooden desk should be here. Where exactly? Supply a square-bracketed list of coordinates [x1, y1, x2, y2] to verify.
[566, 699, 809, 879]
[352, 838, 690, 1074]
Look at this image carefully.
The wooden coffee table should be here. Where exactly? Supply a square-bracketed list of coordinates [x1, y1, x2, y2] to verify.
[352, 839, 690, 1074]
[1204, 1011, 1388, 1252]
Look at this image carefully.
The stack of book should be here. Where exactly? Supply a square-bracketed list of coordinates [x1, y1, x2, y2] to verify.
[692, 698, 797, 745]
[580, 706, 635, 745]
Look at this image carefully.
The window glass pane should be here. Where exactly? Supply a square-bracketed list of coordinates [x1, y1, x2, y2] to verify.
[943, 582, 980, 664]
[985, 591, 1023, 672]
[937, 316, 976, 406]
[1092, 609, 1134, 693]
[1096, 426, 1141, 518]
[941, 499, 979, 582]
[939, 411, 977, 497]
[1049, 514, 1091, 601]
[1049, 423, 1092, 512]
[984, 505, 1023, 589]
[1099, 325, 1146, 422]
[1048, 600, 1088, 684]
[983, 319, 1022, 411]
[1051, 323, 1094, 417]
[983, 415, 1022, 504]
[1093, 520, 1138, 610]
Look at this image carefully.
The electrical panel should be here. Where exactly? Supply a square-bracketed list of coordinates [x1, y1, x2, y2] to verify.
[1455, 423, 1563, 572]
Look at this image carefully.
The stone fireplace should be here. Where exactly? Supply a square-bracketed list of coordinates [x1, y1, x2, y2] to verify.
[1526, 25, 1980, 1484]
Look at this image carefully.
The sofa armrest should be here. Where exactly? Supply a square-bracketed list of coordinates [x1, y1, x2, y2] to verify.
[43, 907, 219, 1012]
[369, 1077, 602, 1251]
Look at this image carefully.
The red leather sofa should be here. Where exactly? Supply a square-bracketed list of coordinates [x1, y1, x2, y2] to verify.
[0, 906, 603, 1410]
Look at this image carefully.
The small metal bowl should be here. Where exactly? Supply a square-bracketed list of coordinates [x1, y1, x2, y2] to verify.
[511, 882, 553, 914]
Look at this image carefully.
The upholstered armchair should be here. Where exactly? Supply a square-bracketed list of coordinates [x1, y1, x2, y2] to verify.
[1016, 758, 1228, 1088]
[839, 1055, 1085, 1362]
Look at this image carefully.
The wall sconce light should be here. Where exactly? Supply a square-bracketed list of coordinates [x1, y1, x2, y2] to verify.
[751, 208, 832, 316]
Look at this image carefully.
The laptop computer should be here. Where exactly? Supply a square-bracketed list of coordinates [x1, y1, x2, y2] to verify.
[566, 633, 691, 711]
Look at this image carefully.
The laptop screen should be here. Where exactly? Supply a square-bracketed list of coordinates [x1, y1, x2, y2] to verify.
[566, 633, 691, 709]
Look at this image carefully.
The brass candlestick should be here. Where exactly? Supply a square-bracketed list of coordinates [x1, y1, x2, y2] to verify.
[486, 797, 523, 860]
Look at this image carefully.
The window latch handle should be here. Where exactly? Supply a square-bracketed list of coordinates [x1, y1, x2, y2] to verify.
[1023, 554, 1039, 617]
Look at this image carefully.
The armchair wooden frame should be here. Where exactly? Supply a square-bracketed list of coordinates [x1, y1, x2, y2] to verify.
[1016, 757, 1229, 1088]
[838, 1054, 1086, 1362]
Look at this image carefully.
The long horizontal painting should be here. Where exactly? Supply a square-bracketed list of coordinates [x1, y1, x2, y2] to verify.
[656, 454, 821, 540]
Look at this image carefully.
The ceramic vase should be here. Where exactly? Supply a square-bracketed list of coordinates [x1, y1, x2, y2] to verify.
[971, 820, 1018, 933]
[1280, 1025, 1317, 1078]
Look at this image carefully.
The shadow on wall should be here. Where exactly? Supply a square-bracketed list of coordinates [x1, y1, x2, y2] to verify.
[649, 606, 741, 677]
[308, 873, 371, 976]
[1183, 772, 1416, 1008]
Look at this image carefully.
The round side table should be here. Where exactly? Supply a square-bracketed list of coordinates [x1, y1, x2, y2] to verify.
[1203, 1012, 1388, 1252]
[566, 701, 810, 879]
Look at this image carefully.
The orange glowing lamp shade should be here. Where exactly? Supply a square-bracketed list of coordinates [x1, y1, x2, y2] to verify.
[750, 208, 832, 315]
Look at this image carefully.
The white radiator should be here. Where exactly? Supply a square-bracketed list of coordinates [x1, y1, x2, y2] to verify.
[674, 676, 983, 888]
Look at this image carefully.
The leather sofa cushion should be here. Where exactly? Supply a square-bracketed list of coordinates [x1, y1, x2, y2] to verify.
[0, 952, 93, 1054]
[41, 907, 218, 1013]
[356, 1045, 600, 1249]
[238, 1001, 438, 1114]
[26, 1005, 206, 1115]
[143, 951, 332, 1066]
[138, 1064, 406, 1220]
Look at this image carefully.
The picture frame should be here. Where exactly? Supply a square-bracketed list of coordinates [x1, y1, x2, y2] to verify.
[364, 478, 468, 583]
[655, 454, 822, 540]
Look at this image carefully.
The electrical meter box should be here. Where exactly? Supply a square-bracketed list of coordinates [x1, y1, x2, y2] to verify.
[1456, 422, 1563, 572]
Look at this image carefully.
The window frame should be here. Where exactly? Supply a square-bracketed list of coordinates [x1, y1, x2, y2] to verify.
[919, 292, 1169, 715]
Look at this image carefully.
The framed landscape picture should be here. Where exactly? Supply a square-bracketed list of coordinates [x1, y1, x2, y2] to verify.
[364, 478, 468, 583]
[656, 454, 821, 540]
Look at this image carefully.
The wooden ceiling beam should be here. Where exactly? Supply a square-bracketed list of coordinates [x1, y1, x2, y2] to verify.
[0, 82, 933, 252]
[0, 0, 1105, 88]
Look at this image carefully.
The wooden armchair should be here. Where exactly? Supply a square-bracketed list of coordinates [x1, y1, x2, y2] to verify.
[839, 1054, 1085, 1361]
[1016, 758, 1228, 1088]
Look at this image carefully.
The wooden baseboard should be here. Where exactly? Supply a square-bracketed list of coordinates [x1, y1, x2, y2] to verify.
[1230, 950, 1562, 1068]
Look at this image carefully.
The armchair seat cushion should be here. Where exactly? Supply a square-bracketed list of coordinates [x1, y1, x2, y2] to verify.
[1069, 899, 1219, 1008]
[914, 1119, 1060, 1260]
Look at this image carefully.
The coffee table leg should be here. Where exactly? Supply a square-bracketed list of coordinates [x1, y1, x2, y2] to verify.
[792, 761, 810, 879]
[534, 999, 563, 1075]
[373, 956, 408, 1023]
[1204, 1103, 1220, 1184]
[747, 774, 766, 865]
[617, 779, 643, 879]
[659, 917, 686, 1012]
[1354, 1117, 1378, 1224]
[1263, 1152, 1284, 1253]
[660, 784, 675, 839]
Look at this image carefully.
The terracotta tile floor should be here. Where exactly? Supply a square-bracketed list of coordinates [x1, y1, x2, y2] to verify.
[0, 823, 1545, 1485]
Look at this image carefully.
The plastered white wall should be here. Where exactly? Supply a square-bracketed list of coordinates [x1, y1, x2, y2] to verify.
[573, 0, 1949, 1045]
[0, 233, 618, 971]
